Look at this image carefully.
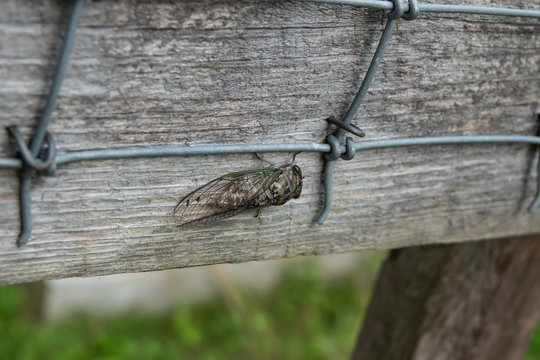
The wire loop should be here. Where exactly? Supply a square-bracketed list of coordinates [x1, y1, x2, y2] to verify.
[324, 135, 357, 161]
[402, 0, 419, 20]
[389, 0, 404, 19]
[325, 134, 342, 161]
[341, 137, 357, 160]
[7, 126, 57, 173]
[327, 117, 366, 137]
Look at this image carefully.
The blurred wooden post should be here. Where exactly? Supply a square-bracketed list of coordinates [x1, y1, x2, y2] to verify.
[19, 281, 45, 319]
[352, 235, 540, 360]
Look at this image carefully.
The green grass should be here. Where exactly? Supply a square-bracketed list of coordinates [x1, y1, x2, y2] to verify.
[525, 324, 540, 360]
[3, 252, 540, 360]
[0, 253, 384, 360]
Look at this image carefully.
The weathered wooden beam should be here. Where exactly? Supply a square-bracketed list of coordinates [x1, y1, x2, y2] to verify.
[352, 235, 540, 360]
[1, 0, 539, 284]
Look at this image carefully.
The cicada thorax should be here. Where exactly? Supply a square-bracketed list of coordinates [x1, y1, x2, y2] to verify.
[174, 163, 303, 226]
[268, 164, 303, 206]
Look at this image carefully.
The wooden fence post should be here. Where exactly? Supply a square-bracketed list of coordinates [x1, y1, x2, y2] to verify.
[352, 235, 540, 360]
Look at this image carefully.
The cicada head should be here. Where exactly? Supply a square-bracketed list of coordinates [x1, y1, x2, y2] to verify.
[268, 164, 303, 206]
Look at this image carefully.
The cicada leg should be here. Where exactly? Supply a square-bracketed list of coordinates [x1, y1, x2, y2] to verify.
[254, 153, 275, 168]
[277, 152, 302, 169]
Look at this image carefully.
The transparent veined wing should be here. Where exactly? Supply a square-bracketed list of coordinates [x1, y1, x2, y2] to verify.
[174, 168, 280, 225]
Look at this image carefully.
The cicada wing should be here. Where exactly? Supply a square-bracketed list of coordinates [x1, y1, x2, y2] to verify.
[174, 169, 279, 226]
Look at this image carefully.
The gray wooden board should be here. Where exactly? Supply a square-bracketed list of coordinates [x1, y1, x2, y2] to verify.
[0, 0, 539, 284]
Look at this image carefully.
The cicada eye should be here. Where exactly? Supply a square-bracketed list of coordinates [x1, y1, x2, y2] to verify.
[292, 165, 302, 179]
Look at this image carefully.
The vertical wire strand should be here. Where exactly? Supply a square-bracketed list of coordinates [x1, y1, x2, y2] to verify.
[529, 148, 540, 213]
[317, 160, 337, 224]
[17, 0, 83, 246]
[30, 0, 84, 156]
[337, 17, 399, 141]
[317, 16, 399, 224]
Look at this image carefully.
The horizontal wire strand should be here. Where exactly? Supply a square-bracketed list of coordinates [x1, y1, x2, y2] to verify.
[2, 135, 540, 169]
[308, 0, 540, 18]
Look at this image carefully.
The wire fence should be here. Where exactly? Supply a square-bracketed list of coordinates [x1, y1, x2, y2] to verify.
[1, 0, 540, 246]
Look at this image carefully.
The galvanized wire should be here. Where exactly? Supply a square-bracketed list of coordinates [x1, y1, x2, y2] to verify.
[4, 136, 540, 170]
[318, 0, 404, 223]
[10, 0, 84, 246]
[2, 0, 540, 245]
[310, 0, 540, 18]
[314, 0, 540, 223]
[529, 148, 540, 213]
[336, 13, 399, 141]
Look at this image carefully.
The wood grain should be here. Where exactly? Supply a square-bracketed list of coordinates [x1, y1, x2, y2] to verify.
[0, 0, 539, 284]
[352, 235, 540, 360]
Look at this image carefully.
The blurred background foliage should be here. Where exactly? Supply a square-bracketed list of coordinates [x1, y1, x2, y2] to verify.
[1, 251, 540, 360]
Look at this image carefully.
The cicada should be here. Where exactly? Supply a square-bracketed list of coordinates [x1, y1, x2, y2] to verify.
[174, 158, 302, 226]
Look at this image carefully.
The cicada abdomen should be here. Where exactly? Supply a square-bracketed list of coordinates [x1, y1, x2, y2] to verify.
[174, 164, 302, 226]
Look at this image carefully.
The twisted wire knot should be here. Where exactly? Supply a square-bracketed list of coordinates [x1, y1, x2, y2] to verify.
[7, 126, 57, 175]
[389, 0, 404, 19]
[325, 134, 357, 161]
[402, 0, 419, 21]
[389, 0, 419, 21]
